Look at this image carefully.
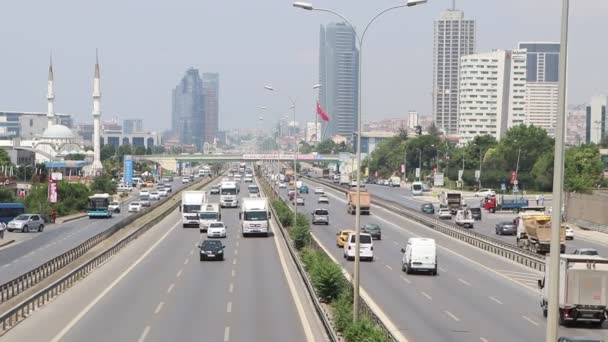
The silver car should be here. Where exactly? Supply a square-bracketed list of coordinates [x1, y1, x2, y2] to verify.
[7, 214, 45, 233]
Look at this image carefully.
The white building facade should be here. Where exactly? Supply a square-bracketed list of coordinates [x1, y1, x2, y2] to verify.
[407, 110, 419, 129]
[586, 95, 608, 144]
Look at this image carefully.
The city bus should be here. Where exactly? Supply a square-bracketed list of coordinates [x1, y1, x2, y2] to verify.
[0, 203, 26, 224]
[87, 193, 113, 219]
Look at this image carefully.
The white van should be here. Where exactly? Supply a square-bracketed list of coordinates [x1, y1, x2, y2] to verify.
[411, 181, 424, 196]
[343, 233, 374, 261]
[389, 176, 401, 187]
[401, 238, 437, 275]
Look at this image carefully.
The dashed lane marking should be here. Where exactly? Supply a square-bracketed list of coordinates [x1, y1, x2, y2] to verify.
[137, 325, 151, 342]
[421, 292, 432, 300]
[176, 269, 183, 278]
[458, 278, 471, 286]
[167, 283, 175, 293]
[184, 258, 189, 265]
[154, 302, 164, 314]
[385, 264, 393, 271]
[400, 275, 412, 284]
[522, 315, 539, 326]
[227, 301, 232, 313]
[489, 296, 503, 305]
[229, 283, 234, 293]
[444, 310, 461, 322]
[224, 327, 230, 341]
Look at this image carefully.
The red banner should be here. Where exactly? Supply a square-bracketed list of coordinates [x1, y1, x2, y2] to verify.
[48, 179, 58, 203]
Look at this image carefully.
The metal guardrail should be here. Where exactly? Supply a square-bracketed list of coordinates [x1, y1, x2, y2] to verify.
[259, 173, 397, 341]
[0, 176, 212, 306]
[0, 175, 218, 334]
[306, 177, 546, 273]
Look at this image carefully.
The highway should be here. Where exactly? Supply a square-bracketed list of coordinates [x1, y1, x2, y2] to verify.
[274, 177, 607, 341]
[0, 178, 190, 284]
[362, 183, 608, 256]
[2, 178, 323, 342]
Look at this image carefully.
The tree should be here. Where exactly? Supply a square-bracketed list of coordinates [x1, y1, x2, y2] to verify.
[151, 145, 166, 154]
[315, 139, 337, 154]
[564, 144, 604, 193]
[101, 144, 116, 161]
[0, 149, 11, 165]
[134, 146, 146, 156]
[530, 150, 554, 192]
[0, 187, 15, 202]
[427, 122, 441, 137]
[65, 153, 85, 161]
[90, 174, 117, 194]
[117, 144, 133, 160]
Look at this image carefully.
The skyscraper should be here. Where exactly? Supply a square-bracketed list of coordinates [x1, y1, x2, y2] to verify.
[172, 68, 204, 149]
[123, 119, 143, 134]
[202, 73, 219, 145]
[432, 7, 476, 135]
[318, 22, 359, 139]
[586, 95, 608, 144]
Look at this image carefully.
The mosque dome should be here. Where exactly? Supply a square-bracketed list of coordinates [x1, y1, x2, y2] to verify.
[42, 125, 75, 139]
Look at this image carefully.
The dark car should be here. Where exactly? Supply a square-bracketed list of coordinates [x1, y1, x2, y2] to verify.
[420, 203, 435, 214]
[198, 239, 225, 261]
[573, 248, 599, 256]
[362, 224, 382, 240]
[495, 221, 516, 235]
[299, 185, 309, 194]
[210, 185, 220, 195]
[469, 207, 482, 220]
[558, 337, 605, 342]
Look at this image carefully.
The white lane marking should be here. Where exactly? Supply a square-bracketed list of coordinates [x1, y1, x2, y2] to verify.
[49, 220, 181, 342]
[444, 310, 461, 322]
[138, 325, 151, 342]
[226, 301, 232, 313]
[458, 278, 471, 286]
[385, 264, 393, 271]
[392, 241, 400, 246]
[176, 269, 183, 278]
[236, 241, 239, 247]
[229, 283, 234, 293]
[231, 269, 236, 277]
[184, 258, 189, 265]
[438, 267, 447, 272]
[421, 291, 432, 300]
[480, 337, 489, 342]
[189, 249, 194, 256]
[400, 275, 412, 284]
[167, 283, 175, 293]
[489, 296, 503, 305]
[234, 249, 238, 255]
[233, 259, 237, 265]
[224, 326, 230, 342]
[154, 302, 164, 314]
[522, 315, 539, 326]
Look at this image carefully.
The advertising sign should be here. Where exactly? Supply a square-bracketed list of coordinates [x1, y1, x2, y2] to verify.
[401, 164, 405, 173]
[458, 170, 464, 182]
[48, 179, 58, 203]
[123, 155, 134, 186]
[51, 172, 63, 181]
[415, 168, 421, 178]
[474, 170, 480, 181]
[434, 173, 445, 187]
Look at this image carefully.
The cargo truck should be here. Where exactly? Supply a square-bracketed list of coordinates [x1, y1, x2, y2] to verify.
[340, 174, 351, 186]
[181, 191, 206, 228]
[347, 190, 371, 215]
[483, 195, 529, 213]
[440, 192, 463, 215]
[220, 181, 239, 208]
[515, 207, 566, 254]
[538, 255, 608, 327]
[240, 198, 270, 237]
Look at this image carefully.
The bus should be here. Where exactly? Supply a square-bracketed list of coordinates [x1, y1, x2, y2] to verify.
[88, 193, 113, 219]
[0, 203, 26, 224]
[411, 181, 424, 196]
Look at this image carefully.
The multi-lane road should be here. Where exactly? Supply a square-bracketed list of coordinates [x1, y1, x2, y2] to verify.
[2, 178, 325, 342]
[274, 177, 607, 341]
[0, 178, 189, 284]
[362, 183, 608, 256]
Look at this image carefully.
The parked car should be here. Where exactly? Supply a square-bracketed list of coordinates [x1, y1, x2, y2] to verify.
[420, 203, 435, 214]
[7, 214, 45, 233]
[314, 187, 325, 194]
[469, 207, 482, 220]
[437, 208, 452, 220]
[198, 239, 226, 261]
[383, 179, 390, 186]
[475, 189, 496, 197]
[362, 224, 382, 240]
[336, 229, 354, 248]
[565, 226, 574, 240]
[311, 208, 330, 225]
[128, 202, 142, 212]
[318, 195, 329, 204]
[344, 233, 374, 261]
[573, 248, 599, 256]
[495, 221, 517, 235]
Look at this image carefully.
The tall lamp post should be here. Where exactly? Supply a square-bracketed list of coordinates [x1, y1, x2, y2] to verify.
[312, 84, 322, 143]
[416, 147, 422, 181]
[294, 0, 428, 321]
[547, 0, 570, 340]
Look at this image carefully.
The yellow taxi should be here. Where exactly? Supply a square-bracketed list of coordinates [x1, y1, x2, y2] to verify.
[336, 229, 354, 248]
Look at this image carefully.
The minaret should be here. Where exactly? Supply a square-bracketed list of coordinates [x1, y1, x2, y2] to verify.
[91, 51, 104, 173]
[47, 55, 55, 128]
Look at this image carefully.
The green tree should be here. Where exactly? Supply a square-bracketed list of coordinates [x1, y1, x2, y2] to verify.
[134, 146, 146, 155]
[151, 145, 166, 154]
[100, 144, 116, 161]
[65, 153, 86, 161]
[530, 150, 554, 191]
[90, 174, 117, 194]
[117, 144, 133, 160]
[0, 187, 15, 202]
[564, 144, 604, 193]
[0, 149, 11, 165]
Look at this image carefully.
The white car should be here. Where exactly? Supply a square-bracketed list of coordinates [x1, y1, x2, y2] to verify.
[244, 176, 253, 183]
[343, 233, 374, 261]
[207, 221, 227, 238]
[437, 208, 452, 220]
[129, 202, 142, 212]
[159, 188, 169, 197]
[314, 187, 325, 194]
[182, 177, 190, 184]
[475, 189, 496, 197]
[565, 225, 574, 240]
[279, 182, 287, 189]
[108, 201, 121, 213]
[318, 195, 329, 204]
[295, 197, 305, 206]
[139, 189, 150, 197]
[149, 191, 160, 200]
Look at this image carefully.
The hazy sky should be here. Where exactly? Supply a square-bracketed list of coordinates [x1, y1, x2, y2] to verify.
[1, 0, 607, 132]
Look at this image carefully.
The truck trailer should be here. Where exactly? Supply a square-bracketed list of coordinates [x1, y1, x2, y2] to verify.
[347, 191, 371, 215]
[515, 207, 566, 254]
[181, 191, 206, 228]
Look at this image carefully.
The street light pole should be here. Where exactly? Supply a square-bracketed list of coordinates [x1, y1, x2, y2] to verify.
[417, 148, 422, 181]
[294, 0, 428, 322]
[547, 0, 570, 340]
[313, 84, 322, 143]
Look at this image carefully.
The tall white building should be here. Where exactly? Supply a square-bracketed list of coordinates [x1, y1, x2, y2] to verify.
[586, 95, 608, 144]
[407, 110, 419, 129]
[507, 50, 528, 127]
[306, 122, 321, 143]
[432, 8, 476, 135]
[458, 50, 511, 144]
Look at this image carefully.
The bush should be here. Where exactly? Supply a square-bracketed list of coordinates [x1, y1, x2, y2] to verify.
[272, 199, 293, 227]
[344, 318, 385, 342]
[310, 255, 345, 302]
[292, 224, 311, 250]
[332, 292, 353, 333]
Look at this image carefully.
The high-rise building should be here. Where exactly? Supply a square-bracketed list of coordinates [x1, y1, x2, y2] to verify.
[519, 42, 560, 136]
[318, 22, 359, 139]
[407, 110, 419, 129]
[123, 119, 143, 134]
[432, 7, 476, 135]
[507, 50, 528, 127]
[586, 95, 608, 144]
[306, 122, 321, 142]
[458, 50, 511, 144]
[202, 73, 219, 145]
[172, 68, 204, 149]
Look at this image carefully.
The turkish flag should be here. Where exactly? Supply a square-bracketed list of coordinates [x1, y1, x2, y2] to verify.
[316, 102, 329, 122]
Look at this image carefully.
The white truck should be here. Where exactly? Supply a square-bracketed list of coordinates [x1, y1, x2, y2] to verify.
[220, 181, 239, 208]
[339, 174, 350, 186]
[389, 176, 401, 187]
[538, 254, 608, 327]
[181, 191, 206, 228]
[198, 203, 221, 232]
[240, 198, 270, 237]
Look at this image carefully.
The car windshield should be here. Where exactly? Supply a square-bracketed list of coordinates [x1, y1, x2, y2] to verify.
[412, 184, 422, 191]
[248, 187, 259, 193]
[199, 212, 218, 220]
[577, 249, 598, 255]
[315, 210, 329, 215]
[14, 215, 29, 221]
[221, 188, 237, 195]
[364, 225, 380, 231]
[131, 202, 140, 206]
[351, 235, 372, 244]
[244, 211, 268, 221]
[183, 205, 201, 213]
[202, 240, 222, 249]
[209, 223, 224, 228]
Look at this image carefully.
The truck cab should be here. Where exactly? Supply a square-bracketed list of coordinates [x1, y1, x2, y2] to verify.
[240, 198, 270, 237]
[220, 181, 239, 208]
[198, 203, 221, 233]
